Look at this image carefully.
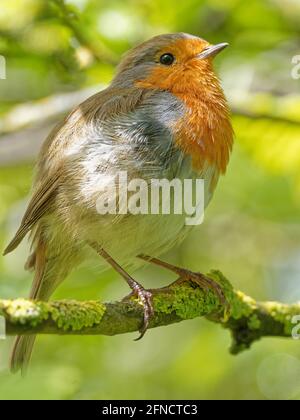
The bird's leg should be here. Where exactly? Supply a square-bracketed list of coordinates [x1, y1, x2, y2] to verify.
[138, 254, 226, 305]
[90, 243, 154, 340]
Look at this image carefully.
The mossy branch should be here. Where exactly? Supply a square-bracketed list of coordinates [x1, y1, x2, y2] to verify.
[1, 270, 299, 354]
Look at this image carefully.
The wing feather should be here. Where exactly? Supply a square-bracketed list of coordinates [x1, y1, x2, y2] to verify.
[3, 174, 60, 256]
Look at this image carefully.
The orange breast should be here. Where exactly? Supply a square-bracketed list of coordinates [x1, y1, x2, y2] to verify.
[136, 63, 234, 176]
[173, 91, 233, 174]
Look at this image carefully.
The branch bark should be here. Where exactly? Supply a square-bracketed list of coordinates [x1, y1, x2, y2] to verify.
[0, 270, 299, 354]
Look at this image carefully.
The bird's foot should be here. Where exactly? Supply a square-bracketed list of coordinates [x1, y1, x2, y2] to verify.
[123, 282, 154, 340]
[173, 270, 226, 306]
[90, 244, 155, 340]
[139, 254, 226, 306]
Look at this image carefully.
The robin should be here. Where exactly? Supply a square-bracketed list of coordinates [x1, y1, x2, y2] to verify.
[4, 33, 234, 373]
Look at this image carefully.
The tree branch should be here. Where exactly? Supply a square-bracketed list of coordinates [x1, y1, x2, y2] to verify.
[0, 270, 299, 354]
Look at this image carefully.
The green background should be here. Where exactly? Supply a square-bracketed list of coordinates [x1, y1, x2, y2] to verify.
[0, 0, 300, 400]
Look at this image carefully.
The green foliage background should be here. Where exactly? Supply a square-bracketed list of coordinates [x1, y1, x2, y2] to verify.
[0, 0, 300, 400]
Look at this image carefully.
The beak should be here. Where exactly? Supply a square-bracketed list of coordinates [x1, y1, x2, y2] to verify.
[197, 42, 229, 60]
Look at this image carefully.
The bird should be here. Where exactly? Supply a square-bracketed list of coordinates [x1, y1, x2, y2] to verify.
[3, 32, 234, 373]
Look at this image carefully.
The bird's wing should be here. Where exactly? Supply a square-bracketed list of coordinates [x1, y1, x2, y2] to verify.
[3, 87, 146, 257]
[3, 173, 60, 255]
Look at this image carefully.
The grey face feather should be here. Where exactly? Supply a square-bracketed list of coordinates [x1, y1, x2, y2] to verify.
[111, 32, 202, 88]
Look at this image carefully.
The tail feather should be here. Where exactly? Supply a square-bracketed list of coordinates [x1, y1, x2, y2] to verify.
[10, 336, 36, 375]
[9, 232, 77, 374]
[10, 239, 53, 375]
[10, 247, 74, 374]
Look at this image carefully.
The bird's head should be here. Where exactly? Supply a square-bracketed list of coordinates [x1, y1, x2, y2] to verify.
[111, 33, 233, 175]
[112, 33, 228, 94]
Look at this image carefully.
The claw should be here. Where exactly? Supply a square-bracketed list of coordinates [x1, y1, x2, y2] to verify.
[134, 288, 154, 340]
[124, 285, 154, 340]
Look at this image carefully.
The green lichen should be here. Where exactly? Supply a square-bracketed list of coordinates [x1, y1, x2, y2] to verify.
[50, 300, 106, 331]
[0, 299, 49, 327]
[153, 283, 219, 320]
[0, 299, 106, 332]
[247, 314, 261, 330]
[207, 271, 259, 322]
[260, 301, 300, 335]
[152, 270, 235, 320]
[230, 291, 257, 320]
[205, 270, 235, 321]
[206, 270, 234, 301]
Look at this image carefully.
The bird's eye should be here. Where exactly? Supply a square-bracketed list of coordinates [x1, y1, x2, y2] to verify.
[159, 53, 175, 65]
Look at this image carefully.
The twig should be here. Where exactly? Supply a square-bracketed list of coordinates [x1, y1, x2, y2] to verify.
[1, 270, 299, 354]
